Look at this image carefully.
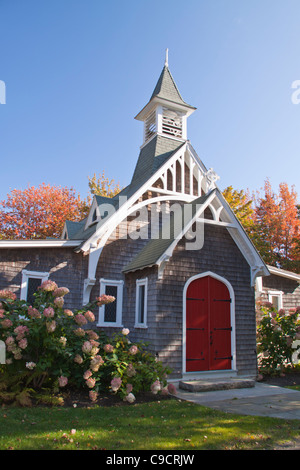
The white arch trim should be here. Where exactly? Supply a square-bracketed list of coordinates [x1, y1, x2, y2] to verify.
[182, 271, 237, 376]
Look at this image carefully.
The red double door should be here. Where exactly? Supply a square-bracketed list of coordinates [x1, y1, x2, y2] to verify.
[186, 276, 232, 372]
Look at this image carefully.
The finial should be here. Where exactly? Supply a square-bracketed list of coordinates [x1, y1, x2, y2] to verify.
[165, 48, 169, 67]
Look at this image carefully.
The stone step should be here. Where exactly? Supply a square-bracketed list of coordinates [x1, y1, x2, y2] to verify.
[179, 378, 256, 393]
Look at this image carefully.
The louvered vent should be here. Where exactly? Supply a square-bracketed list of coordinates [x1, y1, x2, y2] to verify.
[162, 108, 183, 138]
[145, 109, 157, 141]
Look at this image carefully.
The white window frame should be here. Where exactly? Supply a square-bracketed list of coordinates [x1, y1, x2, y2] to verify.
[135, 278, 148, 328]
[20, 270, 49, 302]
[268, 290, 283, 311]
[97, 278, 124, 327]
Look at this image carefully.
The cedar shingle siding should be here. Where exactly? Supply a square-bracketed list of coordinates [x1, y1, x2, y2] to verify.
[260, 274, 300, 310]
[88, 220, 256, 378]
[0, 248, 87, 310]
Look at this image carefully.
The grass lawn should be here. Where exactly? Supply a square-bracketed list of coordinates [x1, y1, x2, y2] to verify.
[1, 398, 300, 450]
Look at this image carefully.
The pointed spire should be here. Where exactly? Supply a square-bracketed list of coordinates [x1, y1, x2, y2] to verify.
[135, 52, 196, 122]
[165, 48, 169, 67]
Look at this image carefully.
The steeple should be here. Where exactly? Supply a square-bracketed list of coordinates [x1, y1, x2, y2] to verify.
[135, 51, 196, 145]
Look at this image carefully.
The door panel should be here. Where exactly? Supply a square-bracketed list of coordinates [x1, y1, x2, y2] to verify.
[186, 275, 232, 372]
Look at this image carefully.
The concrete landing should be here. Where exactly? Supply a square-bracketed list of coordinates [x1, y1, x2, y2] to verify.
[179, 377, 255, 393]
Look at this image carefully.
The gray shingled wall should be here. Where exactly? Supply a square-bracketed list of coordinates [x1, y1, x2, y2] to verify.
[0, 248, 88, 310]
[89, 216, 257, 378]
[260, 274, 300, 310]
[153, 223, 257, 378]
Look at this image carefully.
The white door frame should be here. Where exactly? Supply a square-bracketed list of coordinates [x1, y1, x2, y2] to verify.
[182, 271, 237, 375]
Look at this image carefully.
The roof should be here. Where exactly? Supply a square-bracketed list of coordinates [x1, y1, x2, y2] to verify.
[130, 135, 185, 192]
[122, 191, 214, 273]
[267, 265, 300, 283]
[65, 135, 185, 242]
[150, 65, 195, 109]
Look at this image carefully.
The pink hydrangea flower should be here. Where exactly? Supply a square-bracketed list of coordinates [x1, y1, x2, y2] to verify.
[104, 344, 114, 353]
[5, 336, 14, 346]
[86, 377, 96, 388]
[126, 363, 136, 377]
[83, 370, 93, 380]
[63, 309, 74, 317]
[126, 383, 133, 393]
[124, 393, 135, 403]
[89, 390, 98, 402]
[90, 355, 104, 371]
[84, 310, 95, 322]
[129, 345, 138, 355]
[53, 287, 69, 297]
[28, 306, 41, 318]
[1, 318, 12, 329]
[151, 380, 161, 394]
[82, 341, 93, 354]
[110, 377, 122, 392]
[87, 330, 99, 340]
[122, 328, 130, 335]
[74, 354, 83, 364]
[43, 307, 55, 318]
[74, 328, 85, 337]
[96, 294, 115, 306]
[14, 325, 29, 339]
[75, 314, 88, 326]
[18, 338, 27, 350]
[46, 320, 56, 333]
[58, 376, 68, 387]
[40, 280, 58, 292]
[0, 290, 16, 301]
[54, 297, 64, 308]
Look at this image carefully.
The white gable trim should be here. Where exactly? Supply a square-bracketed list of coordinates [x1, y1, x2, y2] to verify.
[80, 142, 214, 255]
[154, 189, 269, 284]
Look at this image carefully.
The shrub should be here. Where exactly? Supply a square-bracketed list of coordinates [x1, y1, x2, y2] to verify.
[256, 301, 300, 375]
[0, 283, 171, 405]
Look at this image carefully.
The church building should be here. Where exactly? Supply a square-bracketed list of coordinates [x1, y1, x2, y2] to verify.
[0, 53, 269, 379]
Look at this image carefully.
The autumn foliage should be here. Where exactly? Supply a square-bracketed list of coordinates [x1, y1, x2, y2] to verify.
[0, 184, 89, 239]
[223, 179, 300, 273]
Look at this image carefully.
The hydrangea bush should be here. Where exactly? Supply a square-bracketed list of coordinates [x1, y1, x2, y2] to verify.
[256, 301, 300, 375]
[0, 282, 173, 405]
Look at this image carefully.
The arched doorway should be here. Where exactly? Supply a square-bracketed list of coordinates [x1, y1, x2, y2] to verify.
[184, 273, 235, 373]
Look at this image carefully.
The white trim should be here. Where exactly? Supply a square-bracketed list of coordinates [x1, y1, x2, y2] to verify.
[0, 240, 82, 248]
[267, 265, 300, 283]
[134, 278, 148, 328]
[268, 290, 283, 310]
[182, 271, 237, 375]
[156, 190, 216, 273]
[20, 270, 49, 302]
[97, 279, 124, 327]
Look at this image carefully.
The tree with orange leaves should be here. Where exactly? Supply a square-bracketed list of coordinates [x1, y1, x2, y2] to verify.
[0, 183, 89, 240]
[252, 179, 300, 272]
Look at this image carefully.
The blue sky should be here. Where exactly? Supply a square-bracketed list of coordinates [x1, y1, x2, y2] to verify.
[1, 0, 300, 204]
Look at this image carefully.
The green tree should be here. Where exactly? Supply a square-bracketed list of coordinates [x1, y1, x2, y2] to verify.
[222, 185, 254, 233]
[88, 171, 122, 198]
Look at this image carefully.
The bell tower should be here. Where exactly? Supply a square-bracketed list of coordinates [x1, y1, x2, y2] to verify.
[135, 50, 196, 146]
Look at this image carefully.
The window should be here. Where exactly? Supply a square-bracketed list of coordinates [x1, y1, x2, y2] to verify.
[268, 290, 283, 311]
[135, 278, 148, 328]
[98, 279, 124, 327]
[20, 270, 49, 304]
[162, 108, 183, 138]
[144, 109, 157, 142]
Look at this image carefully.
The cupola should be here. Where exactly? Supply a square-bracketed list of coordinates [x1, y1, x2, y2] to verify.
[135, 50, 196, 146]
